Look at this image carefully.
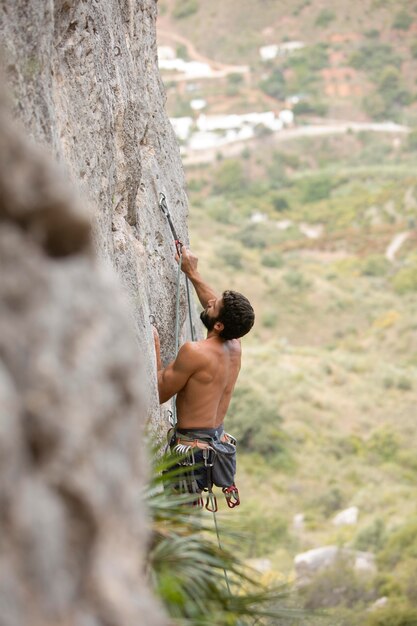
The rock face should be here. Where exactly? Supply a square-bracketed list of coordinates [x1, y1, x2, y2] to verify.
[2, 0, 190, 427]
[0, 0, 190, 624]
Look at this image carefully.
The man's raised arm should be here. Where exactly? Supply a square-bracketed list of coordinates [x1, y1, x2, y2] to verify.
[177, 246, 219, 308]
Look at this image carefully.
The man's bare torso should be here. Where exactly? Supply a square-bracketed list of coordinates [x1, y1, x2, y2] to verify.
[176, 336, 241, 429]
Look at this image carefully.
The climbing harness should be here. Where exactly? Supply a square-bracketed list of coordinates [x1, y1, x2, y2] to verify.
[167, 426, 240, 511]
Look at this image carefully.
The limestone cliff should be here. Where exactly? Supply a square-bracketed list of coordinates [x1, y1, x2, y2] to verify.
[0, 0, 189, 624]
[2, 0, 190, 426]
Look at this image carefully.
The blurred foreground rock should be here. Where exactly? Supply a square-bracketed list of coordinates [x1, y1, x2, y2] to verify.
[0, 0, 191, 624]
[0, 93, 167, 626]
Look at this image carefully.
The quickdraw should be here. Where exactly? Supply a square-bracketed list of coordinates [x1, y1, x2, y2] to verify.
[222, 485, 240, 509]
[159, 192, 183, 255]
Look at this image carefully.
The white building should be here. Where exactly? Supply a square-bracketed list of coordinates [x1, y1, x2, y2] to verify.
[260, 41, 305, 61]
[169, 117, 193, 141]
[158, 58, 213, 78]
[259, 45, 280, 61]
[170, 109, 292, 150]
[279, 109, 294, 126]
[196, 111, 283, 132]
[188, 127, 255, 151]
[157, 46, 176, 60]
[190, 99, 207, 111]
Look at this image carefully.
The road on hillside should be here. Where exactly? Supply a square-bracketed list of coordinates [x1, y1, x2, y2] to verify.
[157, 28, 249, 75]
[181, 121, 409, 166]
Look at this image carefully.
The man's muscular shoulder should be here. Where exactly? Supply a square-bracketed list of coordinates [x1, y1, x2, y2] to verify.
[226, 338, 242, 356]
[177, 340, 209, 367]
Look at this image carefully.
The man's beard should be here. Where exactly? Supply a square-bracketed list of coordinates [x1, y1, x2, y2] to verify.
[200, 309, 218, 332]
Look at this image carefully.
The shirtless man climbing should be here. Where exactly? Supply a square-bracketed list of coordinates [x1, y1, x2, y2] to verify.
[153, 245, 255, 496]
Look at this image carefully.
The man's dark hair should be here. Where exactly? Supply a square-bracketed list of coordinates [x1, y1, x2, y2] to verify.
[218, 290, 255, 340]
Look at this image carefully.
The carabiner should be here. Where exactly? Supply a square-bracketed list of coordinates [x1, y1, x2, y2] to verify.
[159, 192, 169, 217]
[205, 492, 218, 513]
[202, 447, 216, 467]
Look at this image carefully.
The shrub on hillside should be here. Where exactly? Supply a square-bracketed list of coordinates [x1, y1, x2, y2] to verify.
[288, 43, 329, 72]
[285, 44, 328, 96]
[172, 0, 198, 19]
[267, 152, 289, 188]
[350, 43, 400, 77]
[217, 243, 243, 270]
[392, 262, 417, 294]
[354, 519, 387, 553]
[261, 310, 278, 328]
[361, 255, 389, 277]
[299, 175, 333, 202]
[393, 10, 413, 31]
[397, 376, 413, 391]
[316, 486, 345, 516]
[363, 93, 389, 121]
[411, 42, 417, 60]
[300, 554, 375, 609]
[236, 223, 282, 249]
[243, 509, 288, 555]
[175, 44, 189, 60]
[377, 67, 412, 113]
[364, 603, 417, 626]
[407, 128, 417, 151]
[293, 100, 328, 116]
[379, 521, 417, 569]
[259, 68, 286, 100]
[227, 72, 244, 85]
[261, 251, 284, 268]
[206, 198, 236, 224]
[363, 65, 412, 121]
[271, 194, 290, 212]
[283, 270, 311, 290]
[315, 8, 336, 28]
[367, 427, 399, 463]
[213, 159, 247, 196]
[227, 385, 289, 459]
[365, 29, 380, 39]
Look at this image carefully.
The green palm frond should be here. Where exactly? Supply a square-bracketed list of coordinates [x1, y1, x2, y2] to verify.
[144, 450, 308, 626]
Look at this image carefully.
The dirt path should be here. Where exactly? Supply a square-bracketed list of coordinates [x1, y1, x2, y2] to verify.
[385, 231, 411, 262]
[157, 28, 249, 74]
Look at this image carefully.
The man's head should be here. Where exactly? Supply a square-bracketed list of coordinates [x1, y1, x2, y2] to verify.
[200, 290, 255, 340]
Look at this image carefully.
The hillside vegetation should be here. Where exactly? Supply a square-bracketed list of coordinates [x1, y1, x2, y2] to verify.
[159, 0, 417, 122]
[186, 129, 417, 624]
[158, 2, 417, 624]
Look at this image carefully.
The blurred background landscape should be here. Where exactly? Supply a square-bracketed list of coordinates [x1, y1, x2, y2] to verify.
[157, 1, 417, 624]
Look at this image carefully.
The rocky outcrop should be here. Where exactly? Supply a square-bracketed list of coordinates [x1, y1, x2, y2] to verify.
[0, 0, 190, 624]
[294, 546, 376, 586]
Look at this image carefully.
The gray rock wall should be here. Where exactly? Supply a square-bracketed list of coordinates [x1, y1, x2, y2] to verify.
[0, 0, 190, 624]
[2, 0, 190, 428]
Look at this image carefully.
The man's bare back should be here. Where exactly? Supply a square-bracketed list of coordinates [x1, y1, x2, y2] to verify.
[153, 246, 254, 430]
[175, 336, 241, 429]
